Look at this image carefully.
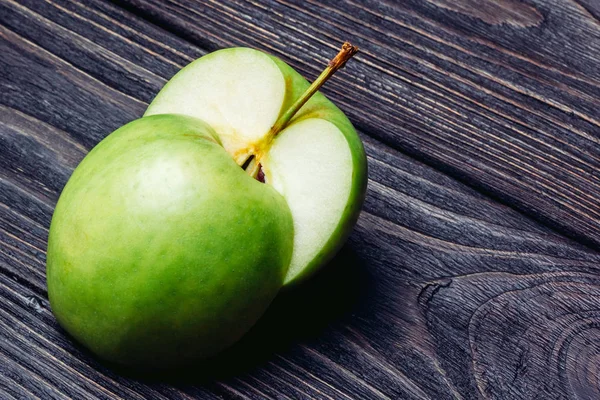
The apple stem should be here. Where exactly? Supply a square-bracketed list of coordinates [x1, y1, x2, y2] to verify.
[247, 42, 358, 180]
[268, 42, 358, 140]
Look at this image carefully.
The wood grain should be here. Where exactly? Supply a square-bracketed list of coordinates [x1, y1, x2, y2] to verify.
[420, 272, 600, 399]
[0, 0, 599, 398]
[425, 0, 544, 27]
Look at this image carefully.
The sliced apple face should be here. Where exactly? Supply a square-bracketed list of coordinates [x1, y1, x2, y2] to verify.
[261, 118, 353, 282]
[145, 47, 367, 286]
[146, 48, 286, 164]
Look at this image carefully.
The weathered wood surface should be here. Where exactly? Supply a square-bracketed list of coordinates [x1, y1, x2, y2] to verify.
[0, 0, 598, 399]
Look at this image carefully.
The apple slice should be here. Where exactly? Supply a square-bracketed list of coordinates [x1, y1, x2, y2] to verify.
[145, 44, 367, 286]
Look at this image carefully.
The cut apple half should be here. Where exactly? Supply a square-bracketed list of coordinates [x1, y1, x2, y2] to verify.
[145, 45, 367, 286]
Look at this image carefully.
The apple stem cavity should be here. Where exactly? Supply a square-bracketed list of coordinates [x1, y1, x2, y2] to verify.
[245, 157, 261, 179]
[245, 42, 358, 179]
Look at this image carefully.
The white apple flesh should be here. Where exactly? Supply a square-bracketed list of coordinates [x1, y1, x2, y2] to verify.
[145, 46, 367, 286]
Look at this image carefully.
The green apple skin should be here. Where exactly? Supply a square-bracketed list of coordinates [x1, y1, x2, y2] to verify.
[46, 114, 293, 368]
[267, 55, 368, 287]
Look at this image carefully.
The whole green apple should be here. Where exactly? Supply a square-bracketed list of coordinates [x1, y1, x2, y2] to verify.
[47, 115, 293, 367]
[47, 43, 366, 367]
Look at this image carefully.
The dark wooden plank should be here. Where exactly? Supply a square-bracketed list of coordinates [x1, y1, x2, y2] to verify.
[112, 0, 600, 248]
[0, 0, 599, 399]
[420, 271, 600, 399]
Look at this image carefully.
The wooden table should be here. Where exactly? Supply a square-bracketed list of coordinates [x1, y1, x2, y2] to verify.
[1, 0, 599, 398]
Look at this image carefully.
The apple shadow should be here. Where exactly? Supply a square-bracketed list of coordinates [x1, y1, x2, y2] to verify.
[109, 244, 370, 384]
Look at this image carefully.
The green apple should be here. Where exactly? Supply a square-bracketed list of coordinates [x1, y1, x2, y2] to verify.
[47, 43, 366, 367]
[47, 115, 293, 367]
[145, 45, 367, 286]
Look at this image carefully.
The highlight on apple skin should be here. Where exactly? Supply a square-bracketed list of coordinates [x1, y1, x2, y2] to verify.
[46, 43, 367, 368]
